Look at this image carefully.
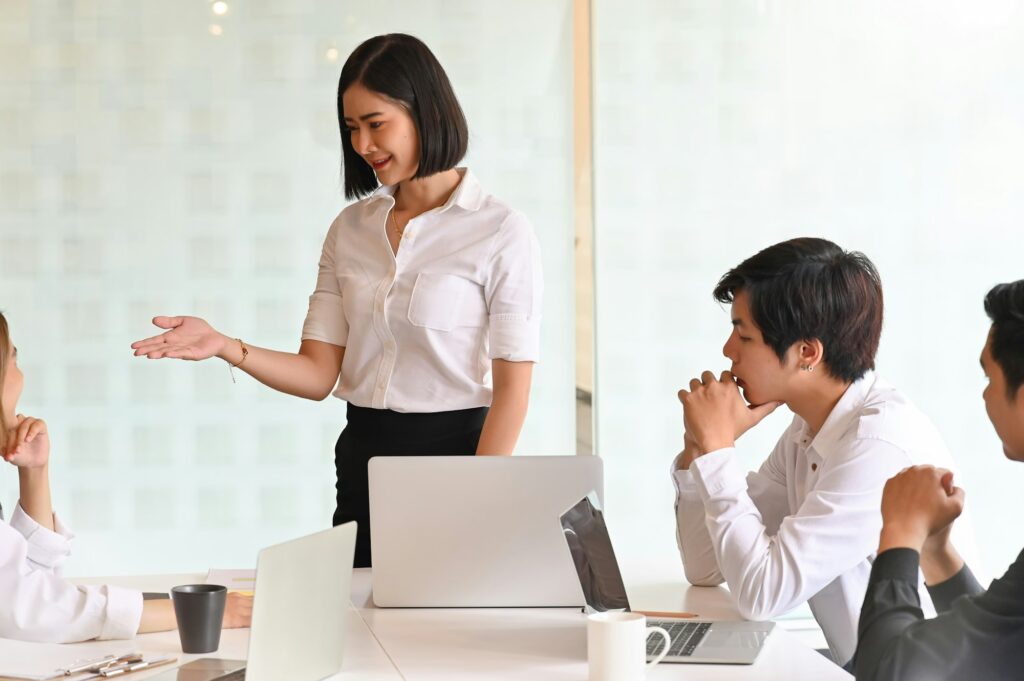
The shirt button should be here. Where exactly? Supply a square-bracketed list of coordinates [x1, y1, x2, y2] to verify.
[811, 463, 818, 472]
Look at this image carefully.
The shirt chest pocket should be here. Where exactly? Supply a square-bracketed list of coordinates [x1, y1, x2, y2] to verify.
[408, 273, 487, 332]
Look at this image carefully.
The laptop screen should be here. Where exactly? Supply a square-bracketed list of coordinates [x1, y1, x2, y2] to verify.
[559, 493, 631, 613]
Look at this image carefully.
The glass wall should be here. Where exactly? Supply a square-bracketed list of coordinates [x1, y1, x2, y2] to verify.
[0, 0, 576, 575]
[5, 0, 1022, 591]
[593, 0, 1024, 585]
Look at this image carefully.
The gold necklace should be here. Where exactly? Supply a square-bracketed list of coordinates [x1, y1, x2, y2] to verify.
[390, 207, 405, 239]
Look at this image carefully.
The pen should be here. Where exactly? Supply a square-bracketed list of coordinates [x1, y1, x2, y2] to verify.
[62, 653, 141, 675]
[99, 656, 176, 677]
[94, 655, 144, 674]
[634, 609, 699, 619]
[63, 655, 116, 675]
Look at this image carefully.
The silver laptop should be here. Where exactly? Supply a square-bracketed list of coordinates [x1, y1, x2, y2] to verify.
[561, 494, 774, 665]
[148, 522, 357, 681]
[369, 455, 603, 607]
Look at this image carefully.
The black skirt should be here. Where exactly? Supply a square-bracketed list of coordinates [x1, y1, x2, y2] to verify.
[333, 403, 488, 567]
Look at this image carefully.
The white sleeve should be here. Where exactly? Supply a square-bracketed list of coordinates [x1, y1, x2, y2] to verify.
[484, 211, 543, 362]
[0, 504, 143, 642]
[672, 439, 790, 587]
[9, 502, 73, 571]
[690, 439, 911, 621]
[301, 218, 349, 347]
[673, 465, 723, 586]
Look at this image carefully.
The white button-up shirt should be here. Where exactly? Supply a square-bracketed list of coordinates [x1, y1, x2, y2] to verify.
[302, 168, 542, 413]
[673, 371, 977, 666]
[0, 502, 142, 642]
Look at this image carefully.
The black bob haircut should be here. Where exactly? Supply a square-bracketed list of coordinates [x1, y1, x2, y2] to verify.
[337, 34, 468, 200]
[984, 280, 1024, 400]
[713, 237, 884, 384]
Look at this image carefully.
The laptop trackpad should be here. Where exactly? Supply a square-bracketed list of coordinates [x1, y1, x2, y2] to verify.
[702, 629, 768, 649]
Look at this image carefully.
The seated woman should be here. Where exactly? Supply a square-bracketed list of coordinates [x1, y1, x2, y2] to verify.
[0, 312, 252, 642]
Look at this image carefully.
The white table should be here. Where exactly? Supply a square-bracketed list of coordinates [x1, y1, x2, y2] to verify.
[70, 573, 401, 680]
[352, 569, 850, 680]
[70, 570, 851, 680]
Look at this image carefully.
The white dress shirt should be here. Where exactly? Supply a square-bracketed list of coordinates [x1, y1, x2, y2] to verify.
[672, 371, 977, 666]
[302, 168, 543, 413]
[0, 502, 142, 642]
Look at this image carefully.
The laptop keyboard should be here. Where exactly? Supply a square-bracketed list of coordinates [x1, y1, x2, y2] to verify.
[647, 621, 712, 658]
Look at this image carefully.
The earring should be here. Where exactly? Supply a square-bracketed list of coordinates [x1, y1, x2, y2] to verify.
[801, 364, 814, 372]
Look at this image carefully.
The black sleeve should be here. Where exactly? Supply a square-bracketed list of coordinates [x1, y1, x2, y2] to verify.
[855, 548, 927, 681]
[926, 563, 983, 613]
[856, 548, 1024, 681]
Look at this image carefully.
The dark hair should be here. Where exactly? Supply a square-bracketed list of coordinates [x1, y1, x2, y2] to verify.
[984, 280, 1024, 400]
[337, 34, 469, 200]
[713, 237, 884, 383]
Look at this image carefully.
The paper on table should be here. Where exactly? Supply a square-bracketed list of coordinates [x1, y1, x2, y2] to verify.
[205, 569, 256, 595]
[0, 638, 135, 681]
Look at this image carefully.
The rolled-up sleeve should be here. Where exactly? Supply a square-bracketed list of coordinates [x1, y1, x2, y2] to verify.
[484, 211, 543, 362]
[1, 505, 143, 642]
[301, 218, 349, 347]
[9, 503, 73, 570]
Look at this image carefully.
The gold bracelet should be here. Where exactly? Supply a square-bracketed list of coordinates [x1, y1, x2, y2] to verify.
[227, 338, 248, 384]
[232, 338, 249, 368]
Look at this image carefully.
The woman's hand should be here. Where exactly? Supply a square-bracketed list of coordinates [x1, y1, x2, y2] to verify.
[131, 316, 229, 362]
[140, 592, 254, 634]
[223, 592, 254, 628]
[2, 414, 50, 469]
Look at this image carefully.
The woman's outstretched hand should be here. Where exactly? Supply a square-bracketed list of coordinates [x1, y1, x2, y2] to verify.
[131, 316, 227, 361]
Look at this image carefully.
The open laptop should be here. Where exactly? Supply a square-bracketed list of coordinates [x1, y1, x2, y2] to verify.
[148, 522, 357, 681]
[369, 455, 603, 607]
[561, 494, 774, 664]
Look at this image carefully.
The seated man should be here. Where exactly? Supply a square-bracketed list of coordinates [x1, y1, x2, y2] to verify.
[855, 280, 1024, 680]
[0, 311, 251, 641]
[672, 238, 974, 668]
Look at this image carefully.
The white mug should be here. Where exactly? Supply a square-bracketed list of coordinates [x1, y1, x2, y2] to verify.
[587, 611, 671, 681]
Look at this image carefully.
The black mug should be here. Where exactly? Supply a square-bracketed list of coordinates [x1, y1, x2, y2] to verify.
[170, 584, 227, 653]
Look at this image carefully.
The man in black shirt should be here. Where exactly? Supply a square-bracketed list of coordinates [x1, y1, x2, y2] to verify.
[855, 280, 1024, 681]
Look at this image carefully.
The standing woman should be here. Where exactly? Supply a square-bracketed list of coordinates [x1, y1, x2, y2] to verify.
[131, 34, 543, 567]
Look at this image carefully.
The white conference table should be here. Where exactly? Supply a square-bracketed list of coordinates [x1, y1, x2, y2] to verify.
[70, 572, 398, 681]
[71, 570, 851, 680]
